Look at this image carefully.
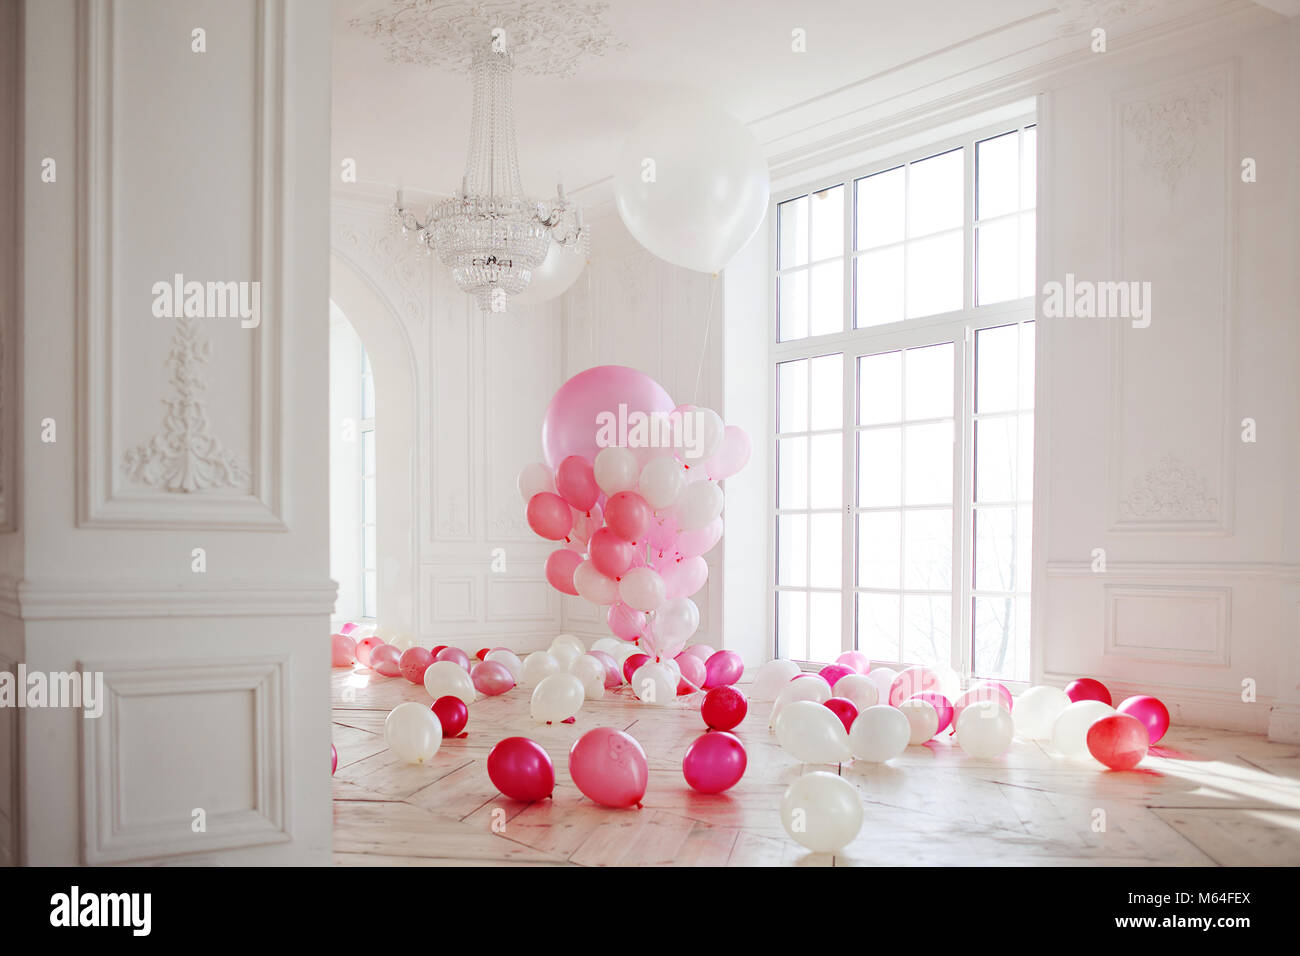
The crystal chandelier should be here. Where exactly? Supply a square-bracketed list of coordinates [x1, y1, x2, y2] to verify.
[392, 35, 587, 313]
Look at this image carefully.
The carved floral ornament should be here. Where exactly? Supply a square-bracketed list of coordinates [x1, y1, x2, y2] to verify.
[1122, 82, 1222, 190]
[1120, 455, 1219, 522]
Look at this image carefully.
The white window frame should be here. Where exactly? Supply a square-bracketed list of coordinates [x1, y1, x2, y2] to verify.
[768, 115, 1038, 686]
[360, 348, 377, 621]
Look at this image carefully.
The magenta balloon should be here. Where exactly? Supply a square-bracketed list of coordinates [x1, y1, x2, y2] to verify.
[676, 518, 723, 559]
[569, 727, 649, 809]
[527, 492, 574, 541]
[339, 622, 357, 636]
[824, 697, 860, 733]
[1065, 677, 1113, 706]
[909, 691, 954, 734]
[542, 365, 675, 470]
[588, 650, 623, 689]
[331, 742, 338, 775]
[556, 455, 600, 512]
[1116, 695, 1170, 745]
[545, 548, 583, 596]
[818, 663, 855, 690]
[703, 650, 744, 689]
[622, 653, 650, 684]
[661, 555, 709, 601]
[682, 731, 747, 794]
[488, 737, 555, 802]
[369, 644, 402, 677]
[705, 425, 752, 481]
[604, 491, 652, 543]
[835, 650, 872, 674]
[676, 652, 707, 694]
[398, 646, 433, 684]
[589, 527, 636, 579]
[331, 633, 357, 667]
[435, 646, 472, 674]
[472, 660, 516, 696]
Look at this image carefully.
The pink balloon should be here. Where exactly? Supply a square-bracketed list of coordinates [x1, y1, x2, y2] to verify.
[1116, 695, 1170, 745]
[818, 663, 855, 690]
[556, 455, 599, 512]
[369, 644, 402, 677]
[571, 503, 603, 544]
[824, 697, 860, 733]
[331, 742, 338, 775]
[970, 679, 1014, 710]
[488, 737, 555, 802]
[355, 636, 385, 668]
[435, 646, 472, 674]
[569, 727, 649, 809]
[908, 692, 954, 734]
[1065, 677, 1113, 706]
[835, 650, 871, 674]
[331, 633, 357, 667]
[685, 645, 714, 662]
[675, 517, 723, 559]
[589, 527, 636, 579]
[682, 731, 747, 794]
[675, 652, 707, 694]
[545, 548, 583, 596]
[1087, 714, 1150, 770]
[472, 660, 516, 696]
[607, 602, 647, 642]
[542, 365, 675, 470]
[888, 666, 941, 707]
[705, 426, 752, 481]
[432, 696, 469, 737]
[604, 491, 652, 543]
[588, 650, 623, 689]
[527, 492, 574, 541]
[622, 653, 650, 684]
[701, 685, 747, 730]
[953, 684, 1010, 727]
[646, 514, 679, 552]
[398, 646, 433, 684]
[660, 555, 708, 601]
[703, 650, 744, 689]
[338, 622, 357, 636]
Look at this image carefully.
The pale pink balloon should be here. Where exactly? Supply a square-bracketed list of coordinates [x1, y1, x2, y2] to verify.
[705, 426, 752, 481]
[338, 622, 357, 636]
[589, 527, 636, 579]
[646, 514, 679, 552]
[355, 636, 385, 668]
[703, 650, 744, 689]
[835, 650, 872, 674]
[888, 665, 941, 707]
[571, 503, 604, 544]
[369, 644, 402, 677]
[398, 646, 433, 684]
[435, 646, 473, 674]
[542, 365, 675, 470]
[676, 517, 723, 559]
[526, 492, 573, 541]
[675, 652, 707, 694]
[605, 491, 652, 543]
[331, 633, 357, 667]
[607, 602, 647, 641]
[685, 644, 714, 662]
[588, 650, 623, 689]
[661, 555, 708, 601]
[471, 660, 516, 696]
[953, 684, 1010, 727]
[556, 455, 599, 512]
[545, 548, 583, 596]
[970, 679, 1014, 711]
[568, 727, 649, 809]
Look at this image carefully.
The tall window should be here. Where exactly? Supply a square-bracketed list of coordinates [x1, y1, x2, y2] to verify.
[772, 120, 1037, 684]
[360, 348, 377, 620]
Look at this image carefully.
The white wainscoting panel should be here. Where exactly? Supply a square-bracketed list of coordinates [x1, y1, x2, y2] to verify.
[1104, 584, 1230, 667]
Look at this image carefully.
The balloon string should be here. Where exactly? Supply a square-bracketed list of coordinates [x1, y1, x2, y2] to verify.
[693, 274, 719, 405]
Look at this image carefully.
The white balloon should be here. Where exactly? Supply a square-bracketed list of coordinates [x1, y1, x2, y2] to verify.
[551, 633, 586, 654]
[593, 446, 639, 496]
[550, 643, 582, 669]
[574, 560, 621, 605]
[569, 653, 606, 688]
[751, 659, 802, 701]
[638, 457, 686, 511]
[898, 698, 939, 745]
[834, 673, 880, 714]
[653, 597, 699, 644]
[675, 407, 725, 462]
[510, 239, 586, 305]
[771, 675, 832, 727]
[484, 648, 522, 681]
[619, 566, 665, 612]
[1013, 685, 1071, 740]
[1051, 700, 1116, 758]
[614, 102, 770, 275]
[866, 667, 898, 702]
[955, 701, 1015, 759]
[590, 637, 624, 657]
[674, 480, 724, 532]
[780, 772, 863, 854]
[631, 662, 676, 705]
[775, 700, 852, 764]
[517, 462, 555, 502]
[423, 660, 476, 705]
[520, 651, 560, 688]
[849, 705, 910, 762]
[530, 673, 585, 723]
[384, 702, 443, 764]
[390, 633, 417, 652]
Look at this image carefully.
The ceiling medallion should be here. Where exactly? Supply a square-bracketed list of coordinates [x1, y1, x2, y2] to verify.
[349, 0, 626, 78]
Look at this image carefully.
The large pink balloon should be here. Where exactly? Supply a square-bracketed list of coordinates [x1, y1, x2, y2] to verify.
[607, 602, 647, 642]
[661, 555, 708, 601]
[604, 491, 652, 543]
[369, 643, 402, 677]
[472, 660, 516, 696]
[1116, 695, 1170, 745]
[705, 425, 752, 481]
[569, 727, 649, 809]
[682, 731, 747, 794]
[646, 514, 679, 553]
[676, 652, 707, 694]
[589, 527, 636, 579]
[676, 518, 723, 559]
[435, 645, 472, 673]
[703, 650, 744, 688]
[835, 650, 872, 674]
[398, 646, 433, 684]
[355, 636, 385, 668]
[526, 492, 573, 541]
[545, 548, 583, 596]
[556, 455, 600, 512]
[818, 663, 855, 691]
[888, 665, 941, 707]
[1066, 677, 1112, 706]
[542, 366, 675, 470]
[488, 737, 555, 802]
[1087, 714, 1150, 770]
[331, 633, 357, 667]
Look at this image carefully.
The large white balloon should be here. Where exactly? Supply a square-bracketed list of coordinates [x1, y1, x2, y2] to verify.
[750, 659, 802, 701]
[849, 705, 910, 762]
[614, 102, 770, 275]
[511, 240, 587, 306]
[551, 634, 586, 655]
[619, 567, 665, 612]
[770, 675, 832, 727]
[1013, 685, 1071, 740]
[1051, 700, 1115, 758]
[675, 407, 725, 462]
[954, 700, 1015, 758]
[569, 653, 606, 689]
[593, 446, 639, 496]
[780, 772, 863, 854]
[574, 560, 620, 605]
[834, 673, 880, 715]
[550, 642, 582, 669]
[484, 648, 522, 681]
[516, 462, 556, 502]
[674, 480, 724, 531]
[630, 661, 676, 705]
[384, 701, 443, 764]
[520, 650, 560, 688]
[423, 660, 476, 705]
[866, 666, 898, 701]
[898, 698, 939, 745]
[653, 597, 699, 645]
[530, 673, 585, 723]
[774, 700, 852, 764]
[639, 457, 685, 511]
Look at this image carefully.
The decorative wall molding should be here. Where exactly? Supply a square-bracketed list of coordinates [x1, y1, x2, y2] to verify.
[1119, 455, 1219, 522]
[348, 0, 625, 78]
[1054, 0, 1169, 34]
[331, 219, 430, 327]
[80, 656, 289, 864]
[12, 578, 337, 621]
[1104, 583, 1231, 667]
[77, 0, 287, 530]
[1121, 81, 1223, 189]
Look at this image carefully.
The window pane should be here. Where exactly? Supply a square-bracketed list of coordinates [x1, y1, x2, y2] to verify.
[808, 434, 842, 509]
[974, 323, 1020, 414]
[903, 421, 953, 505]
[364, 524, 377, 570]
[809, 354, 842, 430]
[907, 148, 963, 237]
[809, 513, 842, 589]
[857, 592, 900, 663]
[1021, 127, 1037, 211]
[1019, 210, 1036, 300]
[974, 417, 1016, 503]
[809, 591, 842, 663]
[857, 511, 901, 589]
[362, 428, 376, 476]
[363, 477, 376, 524]
[903, 594, 951, 669]
[1019, 324, 1036, 407]
[777, 358, 808, 433]
[904, 342, 954, 421]
[857, 428, 902, 507]
[777, 436, 808, 509]
[976, 215, 1019, 307]
[855, 166, 905, 249]
[973, 506, 1015, 591]
[905, 230, 963, 318]
[809, 261, 844, 336]
[810, 185, 844, 261]
[777, 590, 808, 660]
[854, 246, 905, 328]
[779, 195, 809, 269]
[778, 271, 808, 342]
[364, 570, 378, 619]
[777, 514, 808, 587]
[976, 130, 1020, 221]
[1018, 412, 1035, 497]
[973, 595, 1028, 681]
[857, 351, 902, 426]
[903, 508, 952, 591]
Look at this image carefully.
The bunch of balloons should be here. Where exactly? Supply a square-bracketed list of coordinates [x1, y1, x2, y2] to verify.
[521, 365, 751, 668]
[1016, 678, 1169, 770]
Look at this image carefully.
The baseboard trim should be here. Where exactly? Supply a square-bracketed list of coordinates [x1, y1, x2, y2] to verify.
[1268, 702, 1300, 743]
